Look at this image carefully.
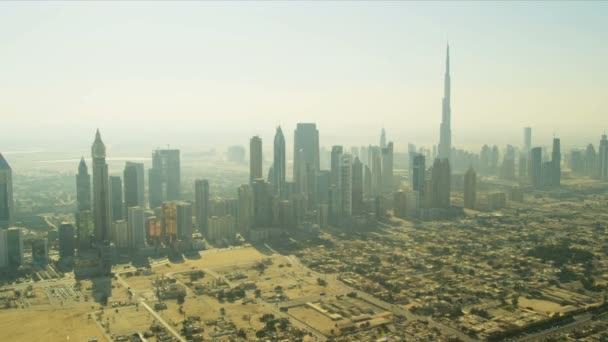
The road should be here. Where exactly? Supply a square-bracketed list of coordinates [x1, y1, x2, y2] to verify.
[516, 313, 593, 342]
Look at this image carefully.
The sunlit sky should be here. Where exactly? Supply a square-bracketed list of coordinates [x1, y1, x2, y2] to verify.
[1, 1, 607, 152]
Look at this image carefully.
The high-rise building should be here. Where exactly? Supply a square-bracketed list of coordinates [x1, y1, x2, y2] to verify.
[316, 170, 331, 204]
[438, 44, 452, 161]
[7, 227, 23, 267]
[530, 147, 542, 188]
[330, 146, 343, 217]
[176, 201, 193, 241]
[252, 179, 273, 228]
[431, 158, 451, 209]
[380, 128, 387, 149]
[149, 149, 181, 208]
[76, 157, 91, 212]
[363, 165, 372, 198]
[0, 230, 8, 268]
[32, 238, 49, 265]
[552, 138, 561, 186]
[0, 153, 14, 229]
[123, 162, 145, 209]
[293, 123, 320, 180]
[92, 130, 111, 243]
[194, 179, 210, 235]
[599, 134, 608, 180]
[351, 157, 363, 215]
[464, 167, 477, 210]
[227, 145, 246, 163]
[110, 176, 123, 221]
[161, 202, 177, 241]
[381, 142, 394, 193]
[250, 136, 263, 185]
[370, 146, 382, 196]
[76, 210, 93, 251]
[58, 223, 76, 258]
[111, 220, 129, 248]
[127, 206, 146, 248]
[237, 184, 253, 234]
[340, 154, 353, 217]
[524, 127, 532, 154]
[412, 154, 426, 195]
[272, 127, 286, 197]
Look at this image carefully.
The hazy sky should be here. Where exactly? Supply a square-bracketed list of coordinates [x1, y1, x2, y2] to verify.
[1, 1, 607, 151]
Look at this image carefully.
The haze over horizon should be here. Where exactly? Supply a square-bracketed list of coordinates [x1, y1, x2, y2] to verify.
[1, 1, 607, 151]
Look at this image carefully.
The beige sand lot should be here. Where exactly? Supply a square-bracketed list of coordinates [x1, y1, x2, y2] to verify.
[0, 307, 104, 341]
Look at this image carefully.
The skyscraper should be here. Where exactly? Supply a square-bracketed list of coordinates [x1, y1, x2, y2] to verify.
[0, 153, 14, 229]
[237, 184, 253, 234]
[438, 44, 452, 161]
[149, 149, 181, 208]
[272, 127, 286, 197]
[464, 167, 477, 210]
[599, 134, 608, 180]
[524, 127, 532, 154]
[330, 146, 343, 218]
[91, 129, 111, 243]
[58, 223, 76, 258]
[293, 123, 319, 177]
[253, 178, 273, 228]
[380, 128, 387, 149]
[530, 147, 542, 188]
[123, 161, 145, 209]
[381, 142, 394, 193]
[370, 146, 382, 196]
[127, 206, 146, 248]
[110, 176, 123, 221]
[351, 157, 363, 215]
[340, 154, 353, 217]
[194, 179, 210, 235]
[176, 201, 193, 241]
[412, 154, 426, 194]
[7, 227, 23, 267]
[250, 136, 263, 185]
[552, 138, 561, 186]
[76, 157, 91, 212]
[431, 158, 451, 209]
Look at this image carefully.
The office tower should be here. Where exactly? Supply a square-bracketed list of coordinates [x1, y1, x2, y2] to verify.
[330, 146, 343, 218]
[147, 217, 161, 241]
[363, 165, 373, 198]
[518, 154, 528, 180]
[161, 202, 177, 241]
[58, 223, 76, 258]
[194, 179, 210, 235]
[111, 220, 129, 248]
[252, 179, 273, 228]
[381, 142, 394, 193]
[124, 162, 145, 209]
[405, 191, 419, 218]
[149, 149, 181, 208]
[293, 123, 320, 179]
[110, 176, 123, 221]
[237, 184, 253, 234]
[127, 206, 146, 248]
[352, 157, 363, 215]
[599, 134, 608, 180]
[0, 153, 14, 229]
[380, 128, 387, 149]
[393, 190, 407, 219]
[585, 144, 597, 177]
[76, 157, 91, 212]
[552, 138, 561, 186]
[273, 127, 286, 197]
[92, 130, 111, 243]
[316, 170, 331, 204]
[0, 230, 7, 268]
[480, 145, 491, 174]
[438, 44, 452, 161]
[32, 238, 49, 265]
[412, 154, 426, 193]
[524, 127, 532, 154]
[360, 146, 369, 167]
[408, 144, 417, 180]
[340, 154, 353, 217]
[76, 210, 93, 251]
[176, 201, 193, 241]
[295, 149, 308, 195]
[250, 135, 263, 185]
[464, 167, 477, 210]
[207, 215, 236, 242]
[350, 146, 360, 159]
[530, 147, 542, 188]
[227, 145, 246, 163]
[371, 146, 382, 196]
[431, 158, 451, 209]
[7, 227, 23, 267]
[491, 145, 500, 174]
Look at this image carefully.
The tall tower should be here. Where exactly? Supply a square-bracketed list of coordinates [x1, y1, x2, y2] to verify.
[110, 176, 123, 221]
[91, 129, 111, 243]
[523, 127, 532, 154]
[552, 138, 561, 186]
[380, 128, 387, 150]
[340, 154, 353, 217]
[76, 157, 91, 212]
[464, 167, 477, 210]
[123, 161, 145, 209]
[272, 127, 286, 197]
[293, 123, 320, 180]
[438, 44, 452, 161]
[381, 142, 394, 193]
[194, 179, 210, 235]
[0, 153, 14, 229]
[250, 136, 263, 185]
[149, 149, 180, 208]
[599, 134, 608, 180]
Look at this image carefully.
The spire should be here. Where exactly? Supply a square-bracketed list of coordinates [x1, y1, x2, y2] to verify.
[0, 153, 11, 170]
[92, 129, 106, 159]
[446, 43, 450, 75]
[78, 157, 88, 174]
[95, 128, 102, 143]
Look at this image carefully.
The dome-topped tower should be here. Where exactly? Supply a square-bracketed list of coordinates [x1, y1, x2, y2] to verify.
[91, 129, 106, 159]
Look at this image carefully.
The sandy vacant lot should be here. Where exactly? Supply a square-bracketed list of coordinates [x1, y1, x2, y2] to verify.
[0, 307, 104, 341]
